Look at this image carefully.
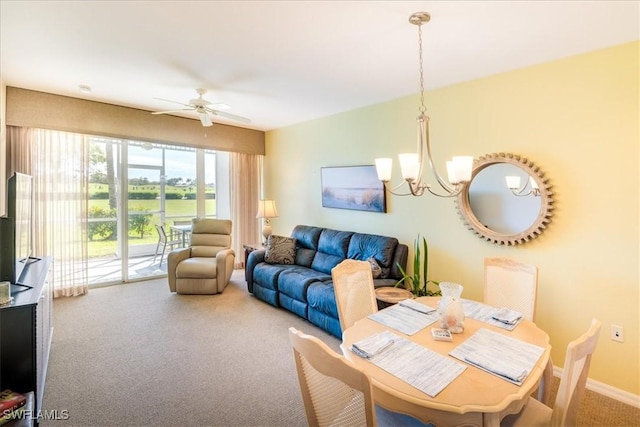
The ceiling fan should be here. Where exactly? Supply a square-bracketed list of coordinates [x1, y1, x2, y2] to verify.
[151, 88, 250, 127]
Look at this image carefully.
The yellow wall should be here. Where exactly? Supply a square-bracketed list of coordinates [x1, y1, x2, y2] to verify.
[265, 42, 639, 397]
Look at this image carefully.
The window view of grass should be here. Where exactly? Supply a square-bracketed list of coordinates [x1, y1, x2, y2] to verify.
[88, 139, 216, 258]
[87, 188, 216, 257]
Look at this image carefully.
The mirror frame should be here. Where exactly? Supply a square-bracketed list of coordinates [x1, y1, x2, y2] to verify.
[455, 152, 554, 246]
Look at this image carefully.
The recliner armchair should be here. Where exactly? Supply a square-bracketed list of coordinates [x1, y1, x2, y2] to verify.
[167, 218, 235, 295]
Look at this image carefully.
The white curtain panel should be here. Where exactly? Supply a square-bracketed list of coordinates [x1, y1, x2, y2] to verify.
[8, 126, 89, 297]
[229, 152, 262, 268]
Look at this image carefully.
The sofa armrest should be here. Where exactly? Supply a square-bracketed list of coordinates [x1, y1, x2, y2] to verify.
[167, 247, 191, 292]
[388, 243, 409, 280]
[245, 249, 265, 293]
[216, 248, 236, 293]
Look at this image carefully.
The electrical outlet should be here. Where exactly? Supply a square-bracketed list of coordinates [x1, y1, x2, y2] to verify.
[611, 325, 624, 343]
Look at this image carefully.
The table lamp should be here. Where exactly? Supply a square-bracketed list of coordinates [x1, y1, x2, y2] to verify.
[256, 199, 278, 243]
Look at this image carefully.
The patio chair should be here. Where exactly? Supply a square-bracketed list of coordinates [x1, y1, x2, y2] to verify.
[153, 224, 182, 267]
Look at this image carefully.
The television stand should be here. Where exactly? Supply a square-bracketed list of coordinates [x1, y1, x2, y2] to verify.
[1, 257, 53, 423]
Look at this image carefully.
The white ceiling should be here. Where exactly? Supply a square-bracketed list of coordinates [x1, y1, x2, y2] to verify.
[1, 1, 638, 132]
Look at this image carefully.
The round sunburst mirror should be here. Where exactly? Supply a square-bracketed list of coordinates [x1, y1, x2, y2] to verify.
[455, 153, 554, 245]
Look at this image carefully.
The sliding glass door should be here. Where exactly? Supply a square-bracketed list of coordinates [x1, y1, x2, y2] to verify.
[125, 158, 164, 279]
[87, 138, 216, 286]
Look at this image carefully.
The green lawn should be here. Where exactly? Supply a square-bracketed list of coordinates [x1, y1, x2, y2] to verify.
[87, 194, 216, 258]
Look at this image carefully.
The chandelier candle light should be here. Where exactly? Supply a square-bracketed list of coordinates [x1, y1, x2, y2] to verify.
[256, 199, 279, 242]
[506, 175, 541, 197]
[375, 12, 473, 197]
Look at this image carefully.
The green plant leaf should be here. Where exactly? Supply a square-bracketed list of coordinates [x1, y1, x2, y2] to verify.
[422, 236, 428, 289]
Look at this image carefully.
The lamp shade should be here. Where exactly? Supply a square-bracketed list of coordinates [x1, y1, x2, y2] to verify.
[399, 153, 419, 181]
[375, 158, 393, 182]
[505, 176, 522, 190]
[256, 199, 278, 219]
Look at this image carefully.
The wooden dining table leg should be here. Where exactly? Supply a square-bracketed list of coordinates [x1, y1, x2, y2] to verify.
[483, 412, 501, 427]
[537, 357, 554, 405]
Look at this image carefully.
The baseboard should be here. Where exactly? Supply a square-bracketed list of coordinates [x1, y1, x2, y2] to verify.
[552, 366, 640, 408]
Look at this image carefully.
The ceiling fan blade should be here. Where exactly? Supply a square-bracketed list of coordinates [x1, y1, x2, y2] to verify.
[209, 109, 251, 124]
[198, 111, 213, 127]
[152, 109, 194, 115]
[208, 103, 231, 111]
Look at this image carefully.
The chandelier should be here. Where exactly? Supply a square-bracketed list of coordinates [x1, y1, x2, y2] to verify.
[375, 12, 473, 197]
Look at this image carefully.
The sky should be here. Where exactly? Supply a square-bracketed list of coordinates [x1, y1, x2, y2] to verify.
[110, 143, 215, 184]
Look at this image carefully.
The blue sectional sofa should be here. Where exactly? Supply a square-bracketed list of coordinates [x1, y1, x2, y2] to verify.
[245, 225, 408, 338]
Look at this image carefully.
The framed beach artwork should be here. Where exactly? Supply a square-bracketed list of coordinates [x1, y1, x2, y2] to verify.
[321, 165, 386, 213]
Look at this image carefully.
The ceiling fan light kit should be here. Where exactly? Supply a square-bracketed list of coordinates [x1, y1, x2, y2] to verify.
[151, 88, 250, 127]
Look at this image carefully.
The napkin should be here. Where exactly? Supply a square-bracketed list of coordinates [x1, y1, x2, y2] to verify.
[465, 350, 528, 383]
[352, 334, 395, 359]
[398, 298, 436, 315]
[491, 307, 523, 325]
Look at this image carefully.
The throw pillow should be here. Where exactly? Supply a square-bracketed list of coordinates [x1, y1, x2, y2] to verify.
[367, 256, 382, 279]
[265, 235, 297, 264]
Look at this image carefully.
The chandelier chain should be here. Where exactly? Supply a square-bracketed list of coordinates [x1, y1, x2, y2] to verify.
[418, 23, 426, 114]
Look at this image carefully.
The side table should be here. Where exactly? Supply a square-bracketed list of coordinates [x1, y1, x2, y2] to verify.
[374, 287, 413, 310]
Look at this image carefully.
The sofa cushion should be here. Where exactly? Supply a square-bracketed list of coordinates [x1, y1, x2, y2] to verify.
[278, 268, 330, 301]
[318, 229, 353, 257]
[311, 229, 353, 274]
[307, 281, 339, 319]
[175, 257, 216, 279]
[190, 219, 232, 257]
[253, 263, 294, 291]
[291, 225, 323, 267]
[265, 235, 297, 264]
[348, 233, 398, 278]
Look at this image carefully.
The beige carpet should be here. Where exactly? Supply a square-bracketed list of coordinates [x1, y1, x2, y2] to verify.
[42, 270, 341, 427]
[41, 270, 639, 426]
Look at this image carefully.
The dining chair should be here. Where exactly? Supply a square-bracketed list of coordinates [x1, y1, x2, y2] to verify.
[484, 257, 538, 321]
[501, 318, 602, 427]
[332, 259, 379, 333]
[483, 257, 554, 404]
[289, 327, 431, 427]
[153, 224, 182, 266]
[289, 326, 376, 426]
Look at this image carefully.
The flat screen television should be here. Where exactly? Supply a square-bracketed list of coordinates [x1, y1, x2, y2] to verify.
[0, 172, 34, 288]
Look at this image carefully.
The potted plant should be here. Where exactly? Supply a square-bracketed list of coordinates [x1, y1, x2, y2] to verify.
[395, 234, 441, 297]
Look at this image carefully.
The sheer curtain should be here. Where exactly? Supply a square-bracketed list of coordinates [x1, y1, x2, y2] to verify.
[229, 152, 262, 268]
[7, 126, 89, 297]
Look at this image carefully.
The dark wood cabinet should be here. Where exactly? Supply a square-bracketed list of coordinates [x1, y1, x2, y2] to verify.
[1, 257, 53, 418]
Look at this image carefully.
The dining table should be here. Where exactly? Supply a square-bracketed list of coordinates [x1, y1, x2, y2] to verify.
[341, 296, 551, 427]
[170, 224, 192, 247]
